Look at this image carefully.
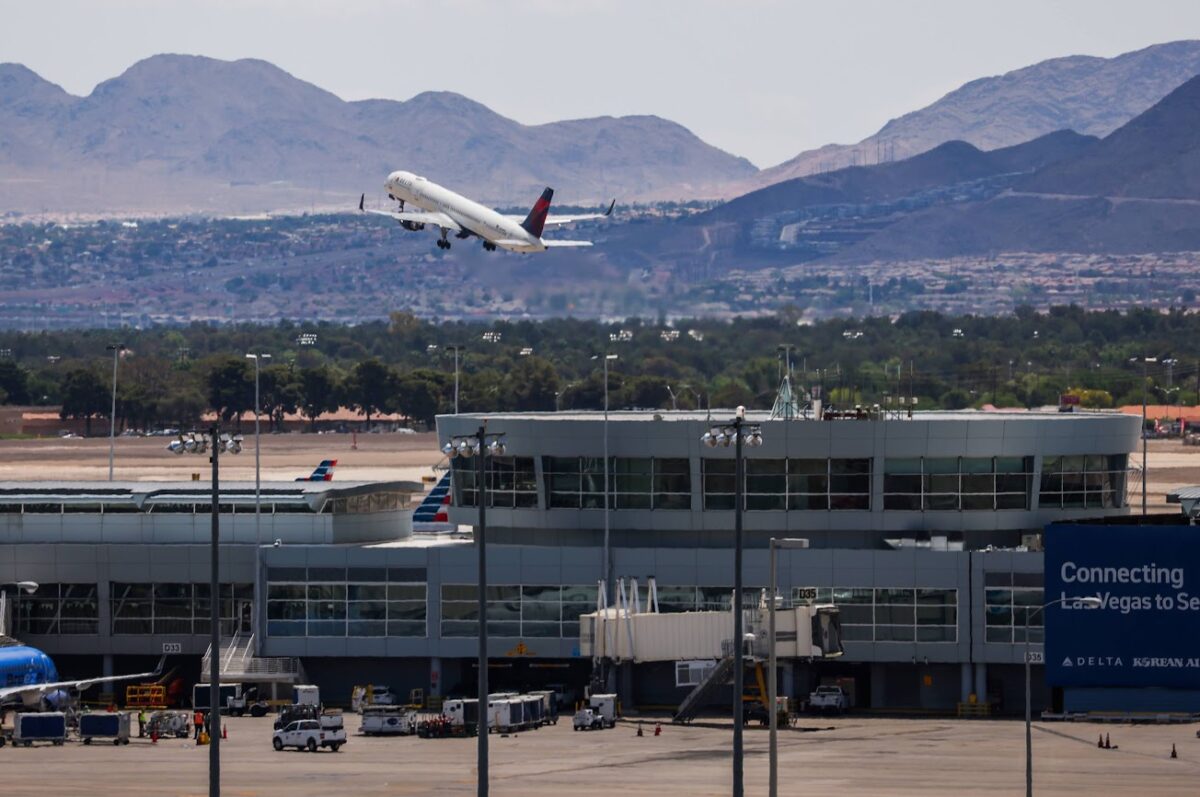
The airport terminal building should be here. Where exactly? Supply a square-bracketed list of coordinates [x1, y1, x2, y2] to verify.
[0, 408, 1143, 713]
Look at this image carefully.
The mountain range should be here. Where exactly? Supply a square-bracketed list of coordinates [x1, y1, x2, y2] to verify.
[0, 55, 755, 216]
[607, 71, 1200, 271]
[739, 40, 1200, 193]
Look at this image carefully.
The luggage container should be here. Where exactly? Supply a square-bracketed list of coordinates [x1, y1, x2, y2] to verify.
[589, 694, 618, 726]
[488, 698, 523, 733]
[521, 695, 543, 729]
[529, 691, 558, 725]
[14, 712, 67, 746]
[442, 698, 482, 731]
[79, 712, 131, 745]
[292, 685, 320, 707]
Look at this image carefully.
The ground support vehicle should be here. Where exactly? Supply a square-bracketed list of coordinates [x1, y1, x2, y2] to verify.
[146, 710, 191, 738]
[808, 685, 849, 714]
[274, 705, 344, 732]
[13, 712, 67, 746]
[79, 712, 131, 745]
[192, 683, 240, 713]
[573, 708, 610, 731]
[272, 719, 346, 752]
[360, 706, 418, 736]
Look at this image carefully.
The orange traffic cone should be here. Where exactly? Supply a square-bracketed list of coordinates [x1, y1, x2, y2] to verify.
[1104, 733, 1111, 749]
[1171, 744, 1178, 759]
[222, 725, 227, 740]
[654, 723, 662, 737]
[151, 732, 158, 744]
[1097, 734, 1104, 748]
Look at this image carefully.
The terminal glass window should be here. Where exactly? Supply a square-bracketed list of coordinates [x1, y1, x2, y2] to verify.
[1039, 455, 1126, 509]
[821, 586, 958, 643]
[266, 569, 426, 638]
[453, 456, 537, 509]
[985, 575, 1044, 644]
[441, 583, 599, 639]
[543, 457, 690, 510]
[110, 583, 253, 636]
[884, 457, 1032, 511]
[703, 458, 869, 511]
[613, 458, 653, 509]
[16, 583, 99, 635]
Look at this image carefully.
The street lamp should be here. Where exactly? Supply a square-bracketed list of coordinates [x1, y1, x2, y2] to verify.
[245, 352, 271, 654]
[171, 428, 242, 797]
[592, 354, 618, 611]
[702, 408, 763, 797]
[1024, 595, 1101, 797]
[1130, 356, 1157, 515]
[106, 343, 126, 481]
[443, 428, 506, 797]
[768, 537, 808, 797]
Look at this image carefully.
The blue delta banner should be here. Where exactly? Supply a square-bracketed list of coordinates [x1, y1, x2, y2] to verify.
[1045, 524, 1200, 689]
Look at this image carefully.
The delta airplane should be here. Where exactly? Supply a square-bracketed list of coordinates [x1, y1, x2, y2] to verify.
[359, 171, 614, 253]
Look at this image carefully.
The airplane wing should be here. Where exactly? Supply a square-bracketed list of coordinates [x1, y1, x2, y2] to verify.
[0, 657, 165, 705]
[541, 240, 594, 248]
[506, 200, 615, 228]
[358, 195, 462, 232]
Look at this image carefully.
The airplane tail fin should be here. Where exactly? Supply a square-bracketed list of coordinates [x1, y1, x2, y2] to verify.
[520, 187, 554, 238]
[296, 460, 337, 482]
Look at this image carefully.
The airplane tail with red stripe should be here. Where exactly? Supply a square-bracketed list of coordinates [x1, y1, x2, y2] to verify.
[520, 187, 554, 238]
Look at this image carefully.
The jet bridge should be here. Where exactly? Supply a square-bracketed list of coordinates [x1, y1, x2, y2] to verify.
[578, 579, 843, 664]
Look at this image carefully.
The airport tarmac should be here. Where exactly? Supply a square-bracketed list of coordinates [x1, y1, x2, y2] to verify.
[2, 715, 1198, 796]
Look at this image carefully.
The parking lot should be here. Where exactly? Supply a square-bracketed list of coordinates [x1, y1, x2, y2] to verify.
[2, 714, 1199, 796]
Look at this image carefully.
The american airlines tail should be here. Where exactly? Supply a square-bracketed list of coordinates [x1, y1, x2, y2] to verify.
[520, 188, 554, 238]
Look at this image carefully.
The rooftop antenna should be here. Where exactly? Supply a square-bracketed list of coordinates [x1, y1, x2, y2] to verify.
[771, 344, 799, 420]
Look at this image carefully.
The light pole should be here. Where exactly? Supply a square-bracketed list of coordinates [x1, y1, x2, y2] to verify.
[443, 428, 506, 797]
[106, 343, 126, 481]
[592, 354, 618, 604]
[1130, 357, 1157, 515]
[1024, 595, 1101, 797]
[768, 537, 808, 797]
[171, 429, 242, 797]
[245, 352, 271, 652]
[702, 409, 763, 797]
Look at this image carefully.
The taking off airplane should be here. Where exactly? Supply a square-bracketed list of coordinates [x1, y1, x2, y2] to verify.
[359, 171, 614, 253]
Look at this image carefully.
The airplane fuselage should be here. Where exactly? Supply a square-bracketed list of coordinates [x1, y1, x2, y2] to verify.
[386, 171, 546, 253]
[0, 644, 62, 708]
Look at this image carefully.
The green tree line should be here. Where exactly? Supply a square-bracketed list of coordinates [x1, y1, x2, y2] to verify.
[2, 305, 1199, 433]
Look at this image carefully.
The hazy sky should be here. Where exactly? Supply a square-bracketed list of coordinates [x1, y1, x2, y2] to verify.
[6, 0, 1200, 167]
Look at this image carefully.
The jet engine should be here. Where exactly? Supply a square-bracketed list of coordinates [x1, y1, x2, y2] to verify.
[400, 220, 425, 231]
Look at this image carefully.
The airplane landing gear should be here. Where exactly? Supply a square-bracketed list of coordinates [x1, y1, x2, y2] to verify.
[483, 241, 496, 252]
[437, 238, 451, 250]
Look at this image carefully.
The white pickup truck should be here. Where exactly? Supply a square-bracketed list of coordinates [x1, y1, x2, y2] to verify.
[272, 718, 346, 752]
[807, 685, 849, 714]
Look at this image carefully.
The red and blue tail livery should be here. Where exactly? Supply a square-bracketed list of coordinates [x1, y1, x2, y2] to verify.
[520, 187, 554, 238]
[297, 460, 338, 482]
